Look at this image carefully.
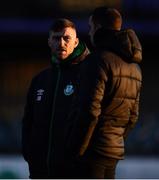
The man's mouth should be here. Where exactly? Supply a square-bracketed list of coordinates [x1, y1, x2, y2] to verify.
[58, 48, 66, 52]
[57, 49, 67, 57]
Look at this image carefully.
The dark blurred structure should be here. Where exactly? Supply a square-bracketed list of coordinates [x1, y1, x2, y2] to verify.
[0, 0, 159, 156]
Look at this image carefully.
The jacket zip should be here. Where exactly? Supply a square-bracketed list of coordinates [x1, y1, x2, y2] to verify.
[47, 65, 61, 176]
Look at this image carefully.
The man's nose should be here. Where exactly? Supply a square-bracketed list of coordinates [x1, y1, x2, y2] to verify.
[59, 37, 65, 46]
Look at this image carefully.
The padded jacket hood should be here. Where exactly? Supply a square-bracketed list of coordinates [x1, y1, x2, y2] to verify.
[94, 28, 142, 64]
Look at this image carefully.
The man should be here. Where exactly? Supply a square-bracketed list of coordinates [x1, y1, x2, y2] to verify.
[67, 7, 142, 179]
[22, 18, 89, 178]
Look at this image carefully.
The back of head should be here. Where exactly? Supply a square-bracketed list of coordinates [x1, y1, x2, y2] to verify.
[91, 7, 122, 31]
[50, 18, 76, 32]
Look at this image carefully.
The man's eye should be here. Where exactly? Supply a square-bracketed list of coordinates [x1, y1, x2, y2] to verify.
[64, 36, 71, 42]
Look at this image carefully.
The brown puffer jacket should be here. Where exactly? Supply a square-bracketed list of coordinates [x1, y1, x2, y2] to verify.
[67, 28, 142, 160]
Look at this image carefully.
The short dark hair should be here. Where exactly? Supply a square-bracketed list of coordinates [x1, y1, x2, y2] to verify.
[50, 18, 76, 32]
[91, 6, 122, 30]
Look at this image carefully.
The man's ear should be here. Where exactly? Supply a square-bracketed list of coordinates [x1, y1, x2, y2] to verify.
[48, 38, 51, 48]
[48, 31, 52, 47]
[75, 38, 79, 48]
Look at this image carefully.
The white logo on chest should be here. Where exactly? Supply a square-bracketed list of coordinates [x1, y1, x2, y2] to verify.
[36, 89, 44, 101]
[64, 84, 74, 96]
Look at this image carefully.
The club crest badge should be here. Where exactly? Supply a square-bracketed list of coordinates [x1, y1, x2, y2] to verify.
[36, 89, 44, 101]
[64, 84, 74, 96]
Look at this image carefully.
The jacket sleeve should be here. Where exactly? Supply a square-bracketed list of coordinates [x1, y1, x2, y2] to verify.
[123, 89, 141, 139]
[22, 79, 34, 162]
[67, 56, 108, 157]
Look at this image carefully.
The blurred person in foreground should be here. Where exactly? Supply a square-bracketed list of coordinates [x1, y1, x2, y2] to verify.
[66, 7, 142, 179]
[22, 18, 89, 178]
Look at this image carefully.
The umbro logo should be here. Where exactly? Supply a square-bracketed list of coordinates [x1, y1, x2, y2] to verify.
[36, 89, 44, 101]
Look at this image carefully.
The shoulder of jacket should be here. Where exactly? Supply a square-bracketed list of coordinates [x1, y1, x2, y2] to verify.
[32, 67, 52, 82]
[35, 67, 52, 77]
[100, 51, 117, 64]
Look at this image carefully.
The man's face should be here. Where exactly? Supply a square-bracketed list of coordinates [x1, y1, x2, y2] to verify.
[48, 27, 79, 60]
[88, 16, 100, 46]
[88, 16, 96, 45]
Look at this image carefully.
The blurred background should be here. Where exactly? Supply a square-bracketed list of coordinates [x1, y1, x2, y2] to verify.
[0, 0, 159, 178]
